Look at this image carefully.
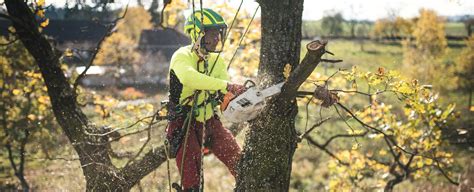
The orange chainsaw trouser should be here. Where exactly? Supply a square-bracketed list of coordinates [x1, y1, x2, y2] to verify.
[166, 115, 241, 190]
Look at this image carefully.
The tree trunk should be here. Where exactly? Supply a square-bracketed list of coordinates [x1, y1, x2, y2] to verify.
[236, 0, 304, 190]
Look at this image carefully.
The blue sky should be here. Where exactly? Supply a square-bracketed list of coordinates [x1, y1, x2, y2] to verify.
[18, 0, 474, 21]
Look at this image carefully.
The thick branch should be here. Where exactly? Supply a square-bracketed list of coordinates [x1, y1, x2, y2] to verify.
[280, 40, 328, 99]
[121, 146, 168, 187]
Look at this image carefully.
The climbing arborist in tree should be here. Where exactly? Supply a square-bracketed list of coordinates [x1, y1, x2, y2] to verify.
[166, 8, 245, 191]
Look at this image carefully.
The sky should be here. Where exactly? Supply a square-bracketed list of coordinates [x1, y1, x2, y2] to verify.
[23, 0, 474, 21]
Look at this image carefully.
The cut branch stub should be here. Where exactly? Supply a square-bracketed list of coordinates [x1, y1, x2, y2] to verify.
[279, 40, 328, 100]
[307, 40, 327, 51]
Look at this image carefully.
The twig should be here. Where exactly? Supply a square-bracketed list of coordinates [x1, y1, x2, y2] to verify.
[336, 103, 406, 151]
[320, 59, 343, 63]
[27, 156, 80, 161]
[303, 96, 314, 132]
[83, 113, 160, 137]
[323, 130, 367, 149]
[72, 4, 129, 96]
[432, 152, 460, 186]
[298, 117, 331, 141]
[303, 135, 349, 166]
[73, 120, 165, 146]
[124, 108, 161, 167]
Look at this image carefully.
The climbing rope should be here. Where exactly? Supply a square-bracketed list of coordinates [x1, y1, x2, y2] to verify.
[227, 5, 260, 70]
[208, 0, 244, 75]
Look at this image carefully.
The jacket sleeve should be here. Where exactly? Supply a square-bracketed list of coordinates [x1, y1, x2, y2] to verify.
[215, 57, 230, 81]
[170, 52, 228, 91]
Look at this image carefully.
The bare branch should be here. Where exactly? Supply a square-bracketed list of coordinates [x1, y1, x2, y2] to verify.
[324, 130, 368, 149]
[5, 144, 18, 173]
[80, 120, 166, 146]
[72, 4, 130, 95]
[335, 103, 415, 155]
[320, 59, 343, 63]
[432, 152, 460, 186]
[297, 117, 331, 141]
[83, 115, 156, 137]
[28, 156, 80, 162]
[124, 108, 162, 167]
[303, 135, 349, 166]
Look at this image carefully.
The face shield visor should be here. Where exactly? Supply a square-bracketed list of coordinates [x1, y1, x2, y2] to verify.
[201, 26, 227, 53]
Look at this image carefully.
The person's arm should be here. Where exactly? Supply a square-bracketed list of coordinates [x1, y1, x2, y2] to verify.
[213, 57, 230, 81]
[171, 52, 228, 91]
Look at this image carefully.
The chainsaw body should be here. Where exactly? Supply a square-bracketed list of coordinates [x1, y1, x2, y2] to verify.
[222, 82, 284, 123]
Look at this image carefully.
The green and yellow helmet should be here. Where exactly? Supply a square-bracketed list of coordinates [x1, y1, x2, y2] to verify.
[184, 8, 227, 43]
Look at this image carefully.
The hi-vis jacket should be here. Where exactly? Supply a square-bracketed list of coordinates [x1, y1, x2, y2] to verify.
[168, 45, 229, 122]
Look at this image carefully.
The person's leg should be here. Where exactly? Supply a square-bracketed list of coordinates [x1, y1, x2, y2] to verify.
[175, 120, 204, 190]
[207, 117, 241, 177]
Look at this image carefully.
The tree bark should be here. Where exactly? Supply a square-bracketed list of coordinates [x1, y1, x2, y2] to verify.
[236, 1, 328, 190]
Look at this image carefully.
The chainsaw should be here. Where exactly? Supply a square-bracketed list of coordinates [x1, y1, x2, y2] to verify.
[220, 80, 284, 123]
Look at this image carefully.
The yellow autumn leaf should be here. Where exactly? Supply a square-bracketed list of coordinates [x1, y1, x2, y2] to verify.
[158, 110, 166, 117]
[425, 158, 433, 165]
[417, 161, 424, 168]
[27, 114, 37, 121]
[38, 96, 49, 104]
[351, 143, 359, 150]
[283, 64, 292, 80]
[40, 18, 49, 28]
[126, 104, 135, 111]
[379, 149, 387, 155]
[36, 9, 45, 18]
[12, 89, 22, 96]
[37, 0, 45, 7]
[144, 103, 154, 112]
[64, 48, 73, 57]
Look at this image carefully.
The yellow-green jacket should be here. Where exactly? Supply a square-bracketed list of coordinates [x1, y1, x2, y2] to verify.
[168, 45, 229, 122]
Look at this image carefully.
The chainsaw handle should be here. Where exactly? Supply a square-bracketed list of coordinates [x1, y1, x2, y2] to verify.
[244, 80, 256, 89]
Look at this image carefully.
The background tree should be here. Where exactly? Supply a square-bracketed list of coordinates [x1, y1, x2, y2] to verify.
[148, 0, 161, 28]
[463, 18, 474, 37]
[4, 1, 169, 190]
[403, 9, 456, 91]
[0, 37, 58, 191]
[116, 7, 152, 43]
[372, 17, 413, 40]
[93, 32, 141, 70]
[456, 35, 474, 110]
[321, 11, 344, 37]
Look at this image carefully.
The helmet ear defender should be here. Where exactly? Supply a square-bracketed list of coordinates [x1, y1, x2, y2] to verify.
[184, 8, 227, 54]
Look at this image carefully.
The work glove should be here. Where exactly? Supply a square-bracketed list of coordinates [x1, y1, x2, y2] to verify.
[226, 83, 246, 96]
[313, 85, 339, 108]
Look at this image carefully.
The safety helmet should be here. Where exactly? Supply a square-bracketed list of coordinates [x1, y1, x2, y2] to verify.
[184, 8, 227, 52]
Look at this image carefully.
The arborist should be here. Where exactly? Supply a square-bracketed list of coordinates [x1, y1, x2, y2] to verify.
[165, 8, 245, 191]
